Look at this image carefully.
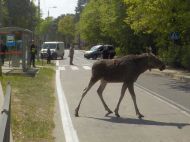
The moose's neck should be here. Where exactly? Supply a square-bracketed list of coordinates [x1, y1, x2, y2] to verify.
[136, 57, 150, 75]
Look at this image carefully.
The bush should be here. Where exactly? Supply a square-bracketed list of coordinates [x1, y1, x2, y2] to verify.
[181, 45, 190, 70]
[115, 47, 124, 56]
[167, 45, 182, 67]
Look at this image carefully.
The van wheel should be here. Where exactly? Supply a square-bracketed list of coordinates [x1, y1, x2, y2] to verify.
[54, 55, 57, 60]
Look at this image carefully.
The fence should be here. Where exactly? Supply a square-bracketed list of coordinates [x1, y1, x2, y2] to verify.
[0, 82, 12, 142]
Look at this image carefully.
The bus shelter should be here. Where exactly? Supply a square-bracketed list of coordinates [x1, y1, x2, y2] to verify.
[0, 27, 33, 72]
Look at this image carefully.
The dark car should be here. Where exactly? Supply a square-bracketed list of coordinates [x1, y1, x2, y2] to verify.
[84, 44, 115, 59]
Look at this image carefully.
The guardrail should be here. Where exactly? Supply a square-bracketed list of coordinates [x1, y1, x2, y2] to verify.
[0, 82, 12, 142]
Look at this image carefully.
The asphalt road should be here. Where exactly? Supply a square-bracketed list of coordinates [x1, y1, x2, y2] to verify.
[56, 50, 190, 142]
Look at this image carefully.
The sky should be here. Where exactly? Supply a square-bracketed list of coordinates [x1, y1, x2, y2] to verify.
[34, 0, 78, 19]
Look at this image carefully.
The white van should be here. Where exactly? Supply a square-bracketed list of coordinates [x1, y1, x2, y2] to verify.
[40, 41, 65, 59]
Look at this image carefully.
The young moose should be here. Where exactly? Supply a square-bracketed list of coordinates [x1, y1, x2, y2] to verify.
[75, 53, 165, 118]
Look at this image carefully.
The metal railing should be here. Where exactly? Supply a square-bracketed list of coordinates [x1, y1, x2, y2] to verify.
[0, 82, 12, 142]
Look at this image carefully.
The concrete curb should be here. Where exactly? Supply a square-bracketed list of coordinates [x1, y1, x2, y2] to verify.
[148, 69, 190, 82]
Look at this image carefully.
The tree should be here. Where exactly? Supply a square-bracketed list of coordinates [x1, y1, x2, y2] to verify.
[124, 0, 190, 68]
[78, 0, 150, 54]
[5, 0, 39, 30]
[35, 17, 53, 41]
[78, 0, 102, 44]
[124, 0, 190, 39]
[58, 15, 75, 46]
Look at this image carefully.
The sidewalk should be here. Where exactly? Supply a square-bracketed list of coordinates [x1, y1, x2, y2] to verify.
[149, 67, 190, 82]
[1, 63, 39, 77]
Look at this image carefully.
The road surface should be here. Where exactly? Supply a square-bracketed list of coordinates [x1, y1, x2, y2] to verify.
[55, 50, 190, 142]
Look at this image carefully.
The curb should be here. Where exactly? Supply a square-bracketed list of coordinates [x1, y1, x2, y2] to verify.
[148, 69, 190, 82]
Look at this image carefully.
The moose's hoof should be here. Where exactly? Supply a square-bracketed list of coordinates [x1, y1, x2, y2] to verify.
[75, 113, 79, 117]
[115, 113, 120, 117]
[105, 111, 113, 117]
[138, 114, 144, 119]
[75, 109, 79, 117]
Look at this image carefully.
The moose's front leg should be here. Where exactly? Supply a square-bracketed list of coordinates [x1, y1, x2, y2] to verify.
[114, 83, 128, 117]
[128, 83, 144, 119]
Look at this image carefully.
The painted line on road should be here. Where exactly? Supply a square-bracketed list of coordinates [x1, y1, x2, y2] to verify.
[56, 60, 79, 142]
[70, 66, 79, 70]
[135, 83, 190, 118]
[83, 66, 91, 70]
[59, 66, 65, 70]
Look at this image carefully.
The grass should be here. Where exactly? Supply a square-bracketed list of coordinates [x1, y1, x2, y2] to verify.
[0, 64, 55, 142]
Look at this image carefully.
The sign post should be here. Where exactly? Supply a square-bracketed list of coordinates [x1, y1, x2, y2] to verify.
[170, 32, 180, 41]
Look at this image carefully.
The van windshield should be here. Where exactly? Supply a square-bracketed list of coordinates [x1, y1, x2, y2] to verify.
[42, 43, 57, 49]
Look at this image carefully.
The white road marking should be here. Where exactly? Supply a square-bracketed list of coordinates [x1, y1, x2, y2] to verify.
[83, 66, 91, 70]
[70, 66, 79, 70]
[56, 60, 79, 142]
[135, 83, 190, 118]
[59, 67, 65, 70]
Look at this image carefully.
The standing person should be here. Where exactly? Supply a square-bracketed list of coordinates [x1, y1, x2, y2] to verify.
[0, 40, 7, 65]
[47, 47, 51, 64]
[102, 46, 109, 59]
[30, 40, 37, 67]
[69, 44, 74, 65]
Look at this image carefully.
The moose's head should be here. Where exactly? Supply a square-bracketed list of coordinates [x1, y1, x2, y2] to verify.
[147, 53, 166, 71]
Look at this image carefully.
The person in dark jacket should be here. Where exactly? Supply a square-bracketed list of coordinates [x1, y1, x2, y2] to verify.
[102, 47, 109, 59]
[0, 40, 7, 65]
[30, 40, 37, 67]
[69, 45, 74, 65]
[47, 47, 51, 64]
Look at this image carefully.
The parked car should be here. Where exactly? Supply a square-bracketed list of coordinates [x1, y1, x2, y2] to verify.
[40, 41, 65, 59]
[84, 44, 115, 59]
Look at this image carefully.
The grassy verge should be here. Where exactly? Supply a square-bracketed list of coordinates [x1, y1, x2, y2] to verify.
[0, 64, 55, 142]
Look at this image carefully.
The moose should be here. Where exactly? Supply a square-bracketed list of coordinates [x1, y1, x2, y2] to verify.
[75, 52, 166, 118]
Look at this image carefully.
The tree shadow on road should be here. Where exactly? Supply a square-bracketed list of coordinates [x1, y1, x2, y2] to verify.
[85, 116, 190, 129]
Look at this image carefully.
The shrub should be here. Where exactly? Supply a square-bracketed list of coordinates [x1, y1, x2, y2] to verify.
[181, 45, 190, 70]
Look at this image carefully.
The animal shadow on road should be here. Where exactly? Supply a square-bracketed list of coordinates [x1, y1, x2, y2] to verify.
[85, 116, 190, 129]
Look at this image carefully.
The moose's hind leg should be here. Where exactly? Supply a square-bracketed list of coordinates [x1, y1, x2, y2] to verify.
[97, 80, 112, 116]
[75, 76, 99, 117]
[114, 83, 128, 117]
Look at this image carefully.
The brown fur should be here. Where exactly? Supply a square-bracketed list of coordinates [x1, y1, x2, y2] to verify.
[75, 53, 165, 118]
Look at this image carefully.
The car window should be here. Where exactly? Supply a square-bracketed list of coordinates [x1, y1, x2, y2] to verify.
[98, 46, 104, 51]
[90, 45, 102, 51]
[42, 43, 57, 49]
[59, 43, 64, 48]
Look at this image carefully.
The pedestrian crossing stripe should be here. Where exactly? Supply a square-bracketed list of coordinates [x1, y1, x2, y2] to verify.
[58, 65, 92, 71]
[70, 66, 79, 70]
[83, 66, 91, 70]
[59, 67, 65, 70]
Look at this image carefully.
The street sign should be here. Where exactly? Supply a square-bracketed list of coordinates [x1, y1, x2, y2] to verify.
[170, 32, 180, 40]
[6, 34, 16, 47]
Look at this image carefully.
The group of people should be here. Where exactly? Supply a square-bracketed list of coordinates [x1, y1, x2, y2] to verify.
[30, 41, 75, 67]
[0, 40, 75, 68]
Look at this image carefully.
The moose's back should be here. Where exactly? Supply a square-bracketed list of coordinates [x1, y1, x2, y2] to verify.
[91, 54, 145, 83]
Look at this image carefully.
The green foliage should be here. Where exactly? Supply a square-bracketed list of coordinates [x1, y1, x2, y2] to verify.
[123, 0, 190, 69]
[0, 67, 55, 141]
[4, 0, 39, 30]
[58, 15, 76, 44]
[181, 46, 190, 70]
[35, 18, 53, 41]
[36, 18, 53, 35]
[79, 0, 102, 44]
[78, 0, 150, 54]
